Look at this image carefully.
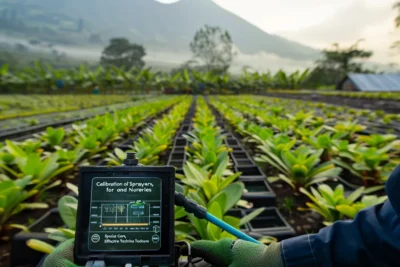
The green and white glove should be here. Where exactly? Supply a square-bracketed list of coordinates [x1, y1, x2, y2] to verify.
[189, 238, 284, 267]
[43, 239, 116, 267]
[44, 239, 77, 267]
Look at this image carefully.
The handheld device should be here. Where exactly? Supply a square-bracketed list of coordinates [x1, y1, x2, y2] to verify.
[75, 152, 260, 267]
[74, 154, 175, 266]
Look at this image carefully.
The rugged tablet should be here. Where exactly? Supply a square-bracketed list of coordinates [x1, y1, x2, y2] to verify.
[74, 165, 175, 266]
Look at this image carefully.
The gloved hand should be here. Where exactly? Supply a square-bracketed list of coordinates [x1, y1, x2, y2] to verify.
[188, 238, 284, 267]
[44, 239, 77, 267]
[43, 239, 119, 267]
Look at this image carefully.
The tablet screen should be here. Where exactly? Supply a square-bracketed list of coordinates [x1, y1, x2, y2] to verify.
[88, 177, 162, 252]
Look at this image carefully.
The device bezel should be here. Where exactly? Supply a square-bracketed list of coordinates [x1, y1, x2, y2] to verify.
[74, 166, 175, 266]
